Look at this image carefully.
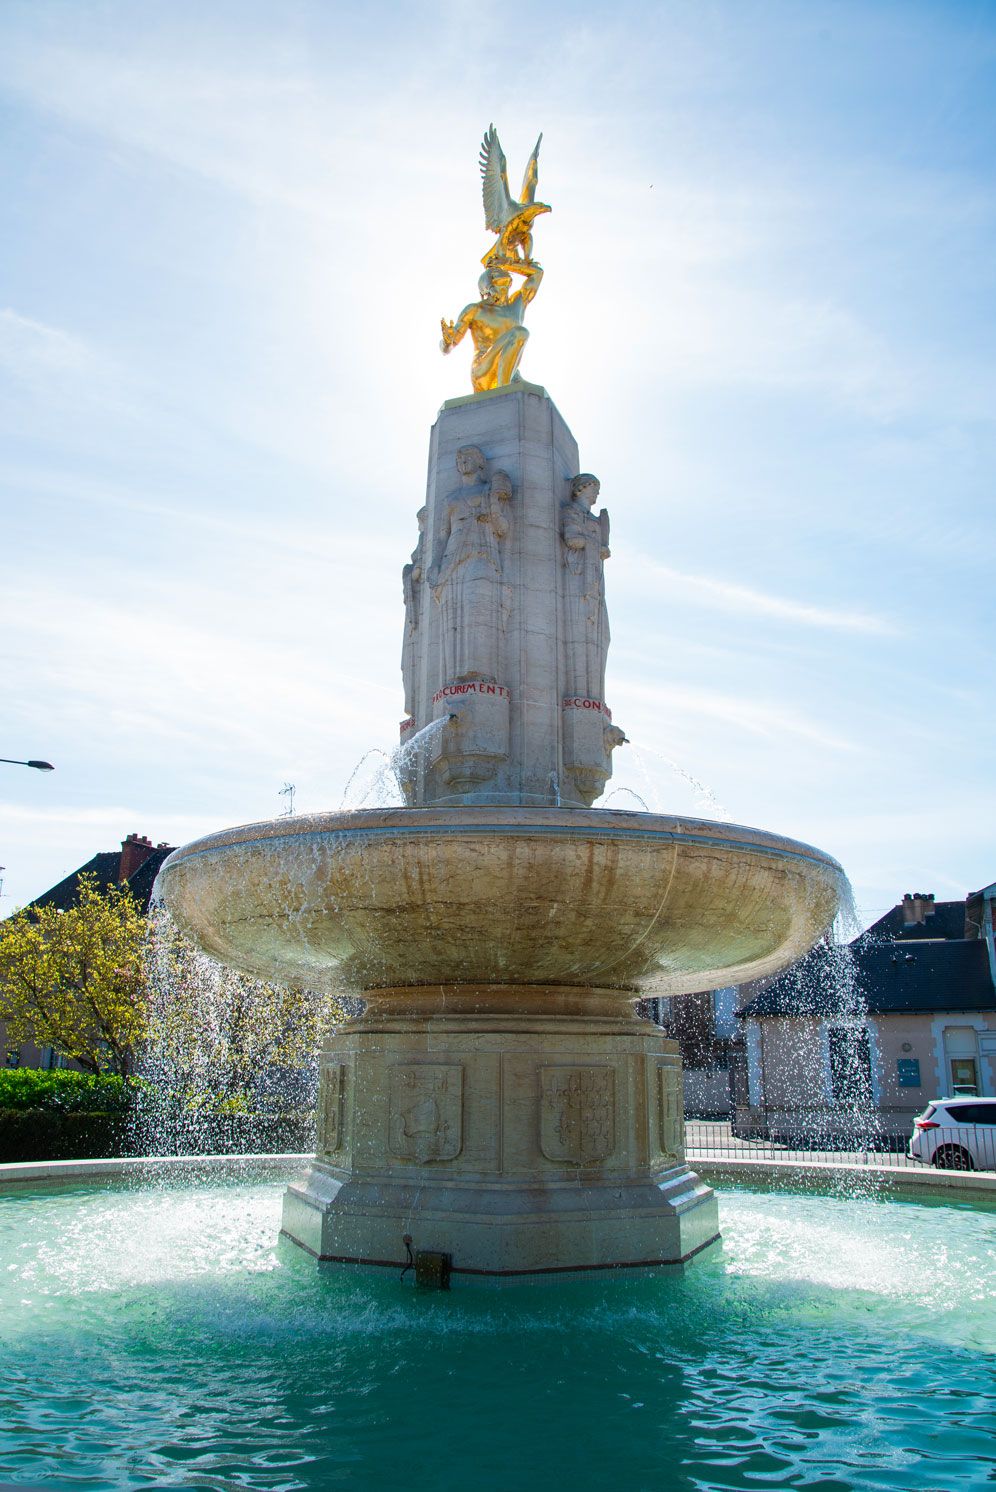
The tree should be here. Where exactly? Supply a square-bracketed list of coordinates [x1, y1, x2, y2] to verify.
[142, 908, 346, 1111]
[0, 874, 147, 1076]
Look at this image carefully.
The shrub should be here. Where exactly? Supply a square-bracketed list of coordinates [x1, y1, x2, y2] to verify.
[0, 1109, 128, 1163]
[0, 1069, 316, 1160]
[0, 1068, 136, 1114]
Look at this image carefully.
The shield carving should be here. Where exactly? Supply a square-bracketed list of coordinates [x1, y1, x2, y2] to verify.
[540, 1067, 615, 1164]
[318, 1063, 343, 1154]
[389, 1064, 463, 1163]
[657, 1065, 684, 1162]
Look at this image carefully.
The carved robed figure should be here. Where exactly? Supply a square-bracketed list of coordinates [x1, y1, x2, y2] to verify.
[561, 473, 611, 702]
[429, 446, 512, 684]
[401, 506, 427, 717]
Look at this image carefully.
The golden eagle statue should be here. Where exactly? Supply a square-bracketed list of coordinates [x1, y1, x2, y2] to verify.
[479, 124, 550, 267]
[439, 125, 548, 392]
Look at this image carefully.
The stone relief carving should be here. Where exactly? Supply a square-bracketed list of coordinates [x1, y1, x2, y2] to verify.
[401, 506, 427, 718]
[429, 683, 511, 791]
[561, 473, 610, 703]
[657, 1065, 684, 1163]
[318, 1063, 344, 1155]
[389, 1063, 463, 1163]
[540, 1066, 615, 1164]
[428, 446, 512, 685]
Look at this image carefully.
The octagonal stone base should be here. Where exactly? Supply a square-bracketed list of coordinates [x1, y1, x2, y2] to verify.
[280, 987, 719, 1277]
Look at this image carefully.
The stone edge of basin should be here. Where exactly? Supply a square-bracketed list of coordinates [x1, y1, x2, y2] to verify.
[158, 807, 846, 877]
[0, 1152, 313, 1186]
[695, 1156, 996, 1200]
[3, 1153, 993, 1203]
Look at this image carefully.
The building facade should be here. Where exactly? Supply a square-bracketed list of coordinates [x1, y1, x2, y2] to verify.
[733, 884, 996, 1141]
[643, 988, 741, 1117]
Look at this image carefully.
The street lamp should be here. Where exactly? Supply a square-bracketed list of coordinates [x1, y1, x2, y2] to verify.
[0, 758, 55, 771]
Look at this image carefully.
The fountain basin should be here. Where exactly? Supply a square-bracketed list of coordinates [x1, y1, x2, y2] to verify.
[2, 1171, 994, 1491]
[158, 806, 844, 997]
[157, 806, 844, 1275]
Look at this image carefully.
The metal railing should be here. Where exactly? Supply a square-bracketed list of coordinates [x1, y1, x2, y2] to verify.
[683, 1118, 996, 1173]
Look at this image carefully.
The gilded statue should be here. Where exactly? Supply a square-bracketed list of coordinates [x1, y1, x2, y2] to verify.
[440, 125, 548, 394]
[478, 124, 549, 267]
[428, 446, 512, 683]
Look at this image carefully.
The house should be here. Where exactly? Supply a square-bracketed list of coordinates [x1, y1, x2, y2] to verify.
[1, 833, 175, 1070]
[643, 989, 741, 1116]
[733, 883, 996, 1141]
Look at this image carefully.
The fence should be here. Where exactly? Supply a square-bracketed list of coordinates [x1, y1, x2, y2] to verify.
[684, 1119, 996, 1172]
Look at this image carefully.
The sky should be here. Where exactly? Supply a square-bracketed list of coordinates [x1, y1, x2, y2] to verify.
[1, 0, 994, 926]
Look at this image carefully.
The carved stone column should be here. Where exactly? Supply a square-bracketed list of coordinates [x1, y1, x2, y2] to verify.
[281, 988, 718, 1276]
[401, 383, 625, 808]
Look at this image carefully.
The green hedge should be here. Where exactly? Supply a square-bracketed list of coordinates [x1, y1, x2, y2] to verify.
[0, 1071, 316, 1160]
[0, 1069, 135, 1113]
[0, 1106, 314, 1163]
[0, 1109, 128, 1162]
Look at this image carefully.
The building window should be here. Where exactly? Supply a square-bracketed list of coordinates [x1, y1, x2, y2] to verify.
[745, 1023, 764, 1108]
[950, 1057, 979, 1096]
[5, 1050, 19, 1070]
[943, 1027, 981, 1096]
[712, 987, 739, 1041]
[827, 1026, 873, 1106]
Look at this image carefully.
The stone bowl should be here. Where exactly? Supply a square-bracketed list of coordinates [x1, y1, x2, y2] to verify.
[156, 806, 845, 998]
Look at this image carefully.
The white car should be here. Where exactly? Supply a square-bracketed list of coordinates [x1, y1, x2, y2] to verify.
[909, 1097, 996, 1171]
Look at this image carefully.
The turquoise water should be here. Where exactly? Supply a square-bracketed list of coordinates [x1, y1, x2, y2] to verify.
[1, 1172, 994, 1492]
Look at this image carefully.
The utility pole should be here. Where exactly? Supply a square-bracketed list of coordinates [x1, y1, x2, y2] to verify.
[279, 782, 296, 816]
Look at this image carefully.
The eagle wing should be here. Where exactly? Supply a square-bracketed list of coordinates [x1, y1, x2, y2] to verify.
[519, 133, 542, 204]
[480, 124, 514, 233]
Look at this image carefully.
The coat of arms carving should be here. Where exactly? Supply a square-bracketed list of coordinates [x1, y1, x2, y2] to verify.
[658, 1065, 684, 1162]
[389, 1064, 463, 1164]
[540, 1066, 615, 1164]
[318, 1063, 344, 1154]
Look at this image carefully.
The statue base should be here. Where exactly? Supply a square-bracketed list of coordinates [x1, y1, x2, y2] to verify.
[280, 987, 719, 1278]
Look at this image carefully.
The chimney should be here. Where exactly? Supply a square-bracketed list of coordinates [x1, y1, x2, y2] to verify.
[902, 892, 935, 927]
[119, 833, 155, 882]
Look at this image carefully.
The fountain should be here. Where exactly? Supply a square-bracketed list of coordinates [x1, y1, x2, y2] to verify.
[157, 127, 845, 1276]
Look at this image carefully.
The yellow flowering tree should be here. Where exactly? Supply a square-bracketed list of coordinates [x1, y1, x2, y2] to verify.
[0, 874, 148, 1076]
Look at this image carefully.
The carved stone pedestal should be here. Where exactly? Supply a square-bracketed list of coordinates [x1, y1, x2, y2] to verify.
[280, 987, 719, 1278]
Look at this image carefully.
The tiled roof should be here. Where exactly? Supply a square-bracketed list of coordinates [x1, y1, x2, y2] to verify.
[120, 848, 173, 912]
[739, 937, 994, 1018]
[864, 900, 966, 942]
[30, 853, 123, 912]
[29, 846, 174, 915]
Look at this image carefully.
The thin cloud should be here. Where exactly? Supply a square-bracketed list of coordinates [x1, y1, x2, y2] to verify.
[0, 308, 92, 379]
[0, 803, 214, 834]
[617, 550, 896, 635]
[618, 680, 857, 752]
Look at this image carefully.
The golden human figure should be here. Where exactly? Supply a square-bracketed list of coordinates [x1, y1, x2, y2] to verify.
[440, 256, 543, 393]
[440, 125, 549, 393]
